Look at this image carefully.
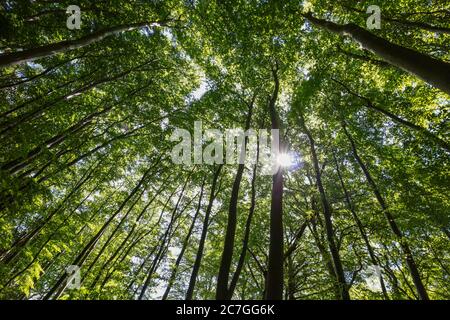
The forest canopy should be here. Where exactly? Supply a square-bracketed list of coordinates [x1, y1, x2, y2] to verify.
[0, 0, 449, 301]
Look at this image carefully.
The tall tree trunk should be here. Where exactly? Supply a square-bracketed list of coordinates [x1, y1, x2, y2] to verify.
[333, 151, 389, 299]
[186, 165, 222, 300]
[332, 78, 450, 152]
[0, 159, 98, 264]
[82, 189, 145, 282]
[0, 65, 101, 123]
[342, 123, 429, 300]
[216, 97, 254, 300]
[162, 179, 206, 300]
[88, 173, 169, 289]
[0, 52, 87, 90]
[43, 165, 153, 299]
[0, 20, 168, 68]
[284, 220, 308, 260]
[303, 12, 450, 95]
[343, 5, 450, 34]
[265, 64, 284, 300]
[1, 58, 156, 136]
[308, 218, 341, 299]
[0, 186, 96, 289]
[286, 255, 296, 300]
[124, 191, 176, 293]
[299, 113, 350, 300]
[227, 137, 259, 299]
[137, 171, 193, 300]
[136, 205, 186, 300]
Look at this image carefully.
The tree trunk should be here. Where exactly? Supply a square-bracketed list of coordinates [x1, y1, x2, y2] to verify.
[342, 123, 429, 300]
[1, 58, 155, 136]
[333, 151, 389, 299]
[43, 165, 153, 299]
[308, 218, 341, 299]
[162, 179, 206, 300]
[0, 159, 97, 264]
[82, 189, 145, 283]
[0, 21, 168, 68]
[343, 6, 450, 34]
[265, 65, 284, 300]
[124, 192, 175, 293]
[303, 12, 450, 95]
[216, 97, 254, 300]
[284, 220, 308, 260]
[299, 113, 350, 300]
[88, 173, 169, 289]
[0, 53, 87, 90]
[332, 78, 450, 152]
[227, 137, 259, 299]
[186, 165, 222, 300]
[138, 171, 193, 300]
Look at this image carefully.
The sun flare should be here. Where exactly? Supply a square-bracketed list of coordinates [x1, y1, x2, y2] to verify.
[277, 153, 294, 167]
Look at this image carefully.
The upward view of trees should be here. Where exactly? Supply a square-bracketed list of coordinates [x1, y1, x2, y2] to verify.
[0, 0, 449, 300]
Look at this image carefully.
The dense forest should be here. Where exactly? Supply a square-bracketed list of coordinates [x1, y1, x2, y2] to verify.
[0, 0, 449, 301]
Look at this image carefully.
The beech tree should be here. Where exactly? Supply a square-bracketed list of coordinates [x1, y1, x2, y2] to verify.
[0, 0, 448, 301]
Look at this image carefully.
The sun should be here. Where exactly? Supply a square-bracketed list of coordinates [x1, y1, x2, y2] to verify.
[277, 153, 294, 168]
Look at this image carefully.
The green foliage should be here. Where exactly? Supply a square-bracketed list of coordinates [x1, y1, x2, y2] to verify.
[0, 0, 448, 300]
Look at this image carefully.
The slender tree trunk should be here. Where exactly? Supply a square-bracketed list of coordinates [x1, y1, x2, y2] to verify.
[332, 78, 450, 152]
[1, 111, 101, 174]
[136, 186, 194, 299]
[43, 165, 153, 299]
[308, 218, 341, 299]
[0, 188, 93, 289]
[0, 65, 101, 127]
[216, 97, 254, 300]
[0, 52, 87, 90]
[227, 138, 259, 299]
[162, 179, 206, 300]
[0, 20, 168, 67]
[381, 261, 404, 299]
[265, 64, 284, 300]
[88, 174, 169, 289]
[248, 248, 268, 299]
[82, 189, 145, 283]
[1, 58, 156, 136]
[0, 159, 98, 264]
[137, 212, 180, 300]
[344, 6, 450, 34]
[124, 191, 176, 293]
[333, 151, 389, 299]
[299, 113, 350, 300]
[186, 165, 222, 300]
[303, 12, 450, 95]
[286, 256, 296, 300]
[37, 109, 173, 182]
[138, 171, 193, 300]
[342, 123, 429, 300]
[284, 221, 308, 260]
